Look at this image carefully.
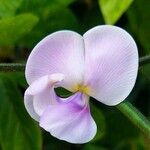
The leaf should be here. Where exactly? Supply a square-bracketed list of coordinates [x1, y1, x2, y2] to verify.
[99, 0, 133, 24]
[77, 0, 104, 34]
[0, 0, 23, 18]
[54, 87, 73, 98]
[0, 46, 15, 62]
[140, 64, 150, 81]
[0, 73, 42, 150]
[127, 0, 150, 54]
[19, 0, 75, 11]
[0, 13, 39, 46]
[9, 72, 27, 88]
[90, 102, 106, 142]
[20, 8, 79, 48]
[100, 107, 140, 147]
[83, 144, 108, 150]
[43, 0, 75, 7]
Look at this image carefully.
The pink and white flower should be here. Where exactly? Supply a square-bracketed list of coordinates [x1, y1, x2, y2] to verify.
[24, 25, 138, 143]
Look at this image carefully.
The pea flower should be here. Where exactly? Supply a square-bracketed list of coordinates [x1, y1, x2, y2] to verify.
[24, 25, 138, 143]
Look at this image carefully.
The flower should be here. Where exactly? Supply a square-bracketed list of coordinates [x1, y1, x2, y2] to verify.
[24, 25, 138, 143]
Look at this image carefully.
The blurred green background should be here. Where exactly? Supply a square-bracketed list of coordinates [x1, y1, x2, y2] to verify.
[0, 0, 149, 150]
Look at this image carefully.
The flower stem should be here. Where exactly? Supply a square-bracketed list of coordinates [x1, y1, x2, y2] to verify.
[139, 55, 150, 66]
[0, 63, 25, 72]
[0, 54, 149, 72]
[116, 102, 150, 138]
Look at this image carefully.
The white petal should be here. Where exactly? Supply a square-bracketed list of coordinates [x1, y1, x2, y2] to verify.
[24, 92, 39, 121]
[24, 73, 64, 119]
[33, 88, 58, 116]
[25, 31, 85, 91]
[26, 74, 64, 95]
[83, 25, 138, 105]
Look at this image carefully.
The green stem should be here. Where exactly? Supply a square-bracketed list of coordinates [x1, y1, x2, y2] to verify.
[139, 55, 150, 66]
[0, 63, 25, 72]
[116, 102, 150, 138]
[0, 54, 149, 72]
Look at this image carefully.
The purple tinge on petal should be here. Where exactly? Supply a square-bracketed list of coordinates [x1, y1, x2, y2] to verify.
[83, 25, 138, 105]
[24, 73, 64, 120]
[25, 31, 85, 92]
[40, 93, 97, 144]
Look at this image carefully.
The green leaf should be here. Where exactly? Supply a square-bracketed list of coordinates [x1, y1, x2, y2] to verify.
[90, 102, 106, 142]
[3, 72, 27, 88]
[140, 64, 150, 81]
[0, 13, 39, 46]
[100, 107, 141, 147]
[20, 8, 79, 48]
[83, 144, 108, 150]
[127, 0, 150, 54]
[99, 0, 133, 24]
[78, 0, 104, 34]
[0, 73, 42, 150]
[0, 0, 23, 18]
[19, 0, 75, 11]
[54, 87, 73, 98]
[44, 0, 75, 7]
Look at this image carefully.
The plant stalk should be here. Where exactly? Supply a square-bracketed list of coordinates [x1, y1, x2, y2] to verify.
[0, 63, 25, 72]
[139, 55, 150, 66]
[0, 54, 149, 71]
[116, 102, 150, 138]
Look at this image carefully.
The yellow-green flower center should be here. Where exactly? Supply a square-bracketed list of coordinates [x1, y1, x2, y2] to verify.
[74, 84, 90, 95]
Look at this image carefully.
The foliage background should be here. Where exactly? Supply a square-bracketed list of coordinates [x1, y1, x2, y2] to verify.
[0, 0, 149, 150]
